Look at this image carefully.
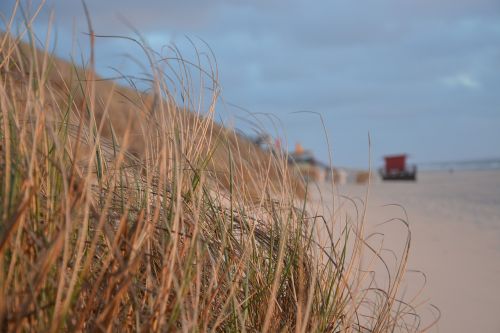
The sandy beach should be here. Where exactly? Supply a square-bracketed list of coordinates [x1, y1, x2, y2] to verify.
[315, 169, 500, 332]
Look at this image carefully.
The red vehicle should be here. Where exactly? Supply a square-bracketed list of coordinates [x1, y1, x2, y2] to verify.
[380, 154, 417, 181]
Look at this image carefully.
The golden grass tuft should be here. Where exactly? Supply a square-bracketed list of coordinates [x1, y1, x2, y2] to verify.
[0, 3, 437, 332]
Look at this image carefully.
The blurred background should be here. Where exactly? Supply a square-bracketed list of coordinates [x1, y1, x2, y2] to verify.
[1, 0, 499, 169]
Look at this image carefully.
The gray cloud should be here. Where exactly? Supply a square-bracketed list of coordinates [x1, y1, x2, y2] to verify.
[1, 0, 499, 167]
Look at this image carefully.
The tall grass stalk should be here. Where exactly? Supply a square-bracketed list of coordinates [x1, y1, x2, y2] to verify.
[0, 3, 438, 332]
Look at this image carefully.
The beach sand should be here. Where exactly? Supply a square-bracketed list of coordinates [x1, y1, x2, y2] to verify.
[314, 169, 500, 332]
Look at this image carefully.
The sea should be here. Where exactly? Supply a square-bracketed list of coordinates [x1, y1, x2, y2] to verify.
[417, 158, 500, 171]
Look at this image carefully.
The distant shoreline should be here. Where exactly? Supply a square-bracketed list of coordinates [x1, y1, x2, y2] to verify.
[326, 158, 500, 174]
[417, 158, 500, 171]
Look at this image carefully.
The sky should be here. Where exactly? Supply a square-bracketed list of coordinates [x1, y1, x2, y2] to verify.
[1, 0, 499, 168]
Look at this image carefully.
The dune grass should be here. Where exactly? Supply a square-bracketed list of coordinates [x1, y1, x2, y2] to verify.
[0, 3, 437, 332]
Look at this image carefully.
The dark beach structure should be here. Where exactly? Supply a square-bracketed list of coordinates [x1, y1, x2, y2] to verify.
[380, 154, 417, 181]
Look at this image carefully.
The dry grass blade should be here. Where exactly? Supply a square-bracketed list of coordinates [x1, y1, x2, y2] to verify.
[0, 2, 437, 332]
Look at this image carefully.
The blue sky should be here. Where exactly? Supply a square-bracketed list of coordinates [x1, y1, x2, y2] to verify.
[2, 0, 499, 168]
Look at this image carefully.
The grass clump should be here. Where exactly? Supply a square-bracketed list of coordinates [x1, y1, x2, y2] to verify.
[0, 3, 437, 332]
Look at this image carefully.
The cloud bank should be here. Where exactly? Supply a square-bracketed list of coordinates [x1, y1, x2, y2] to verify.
[2, 0, 499, 166]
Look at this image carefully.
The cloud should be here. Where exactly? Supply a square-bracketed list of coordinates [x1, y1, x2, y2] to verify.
[2, 0, 500, 166]
[442, 74, 481, 89]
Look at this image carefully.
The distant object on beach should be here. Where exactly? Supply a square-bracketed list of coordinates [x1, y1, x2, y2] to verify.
[355, 171, 370, 184]
[379, 154, 417, 181]
[289, 142, 347, 184]
[289, 143, 326, 182]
